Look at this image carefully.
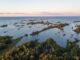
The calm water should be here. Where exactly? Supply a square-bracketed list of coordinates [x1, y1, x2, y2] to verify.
[0, 16, 80, 47]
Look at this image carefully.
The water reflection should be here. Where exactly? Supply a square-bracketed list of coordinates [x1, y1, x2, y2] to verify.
[0, 17, 80, 47]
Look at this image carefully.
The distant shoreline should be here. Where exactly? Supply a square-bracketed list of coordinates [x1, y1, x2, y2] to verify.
[0, 16, 80, 17]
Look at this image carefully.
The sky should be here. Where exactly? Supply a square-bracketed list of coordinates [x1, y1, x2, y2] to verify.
[0, 0, 80, 16]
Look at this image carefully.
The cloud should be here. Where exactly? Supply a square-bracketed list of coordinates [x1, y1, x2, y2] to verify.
[0, 12, 80, 16]
[37, 12, 80, 16]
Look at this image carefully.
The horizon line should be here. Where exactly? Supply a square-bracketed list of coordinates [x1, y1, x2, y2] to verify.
[0, 15, 80, 17]
[0, 12, 80, 16]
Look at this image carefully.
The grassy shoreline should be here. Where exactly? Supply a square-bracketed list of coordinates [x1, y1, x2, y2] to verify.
[0, 37, 80, 60]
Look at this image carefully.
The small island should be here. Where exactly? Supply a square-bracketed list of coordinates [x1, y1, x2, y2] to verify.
[74, 25, 80, 33]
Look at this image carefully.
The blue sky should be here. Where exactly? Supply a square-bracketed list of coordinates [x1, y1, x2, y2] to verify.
[0, 0, 80, 16]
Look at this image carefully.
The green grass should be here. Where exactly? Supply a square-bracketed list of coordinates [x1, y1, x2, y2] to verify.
[0, 38, 80, 60]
